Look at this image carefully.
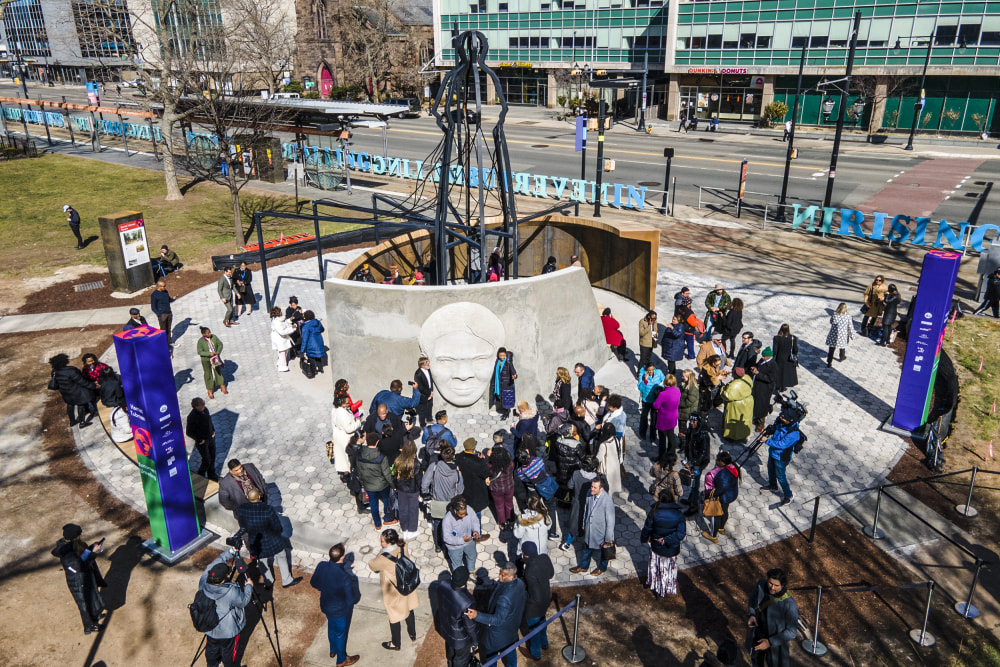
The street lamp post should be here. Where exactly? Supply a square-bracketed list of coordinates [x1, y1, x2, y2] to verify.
[904, 33, 934, 151]
[822, 10, 861, 211]
[776, 42, 807, 222]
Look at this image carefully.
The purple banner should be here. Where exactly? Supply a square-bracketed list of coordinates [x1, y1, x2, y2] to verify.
[892, 251, 961, 431]
[575, 116, 587, 152]
[114, 325, 201, 551]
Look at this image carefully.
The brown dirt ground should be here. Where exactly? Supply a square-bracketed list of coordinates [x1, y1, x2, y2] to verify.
[0, 327, 325, 666]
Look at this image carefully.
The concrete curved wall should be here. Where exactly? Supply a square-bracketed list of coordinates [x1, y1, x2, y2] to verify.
[323, 267, 609, 413]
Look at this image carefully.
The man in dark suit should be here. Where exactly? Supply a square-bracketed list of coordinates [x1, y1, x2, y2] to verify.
[236, 487, 300, 588]
[123, 307, 148, 331]
[732, 332, 759, 373]
[219, 458, 266, 519]
[433, 565, 478, 667]
[186, 397, 218, 480]
[217, 267, 237, 327]
[466, 562, 527, 667]
[414, 356, 435, 427]
[363, 404, 405, 463]
[311, 543, 361, 666]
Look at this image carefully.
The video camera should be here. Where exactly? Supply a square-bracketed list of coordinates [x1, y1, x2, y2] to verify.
[773, 390, 807, 425]
[225, 527, 248, 551]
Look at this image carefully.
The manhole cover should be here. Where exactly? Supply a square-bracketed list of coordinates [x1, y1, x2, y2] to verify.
[638, 181, 660, 187]
[530, 144, 549, 148]
[74, 280, 105, 292]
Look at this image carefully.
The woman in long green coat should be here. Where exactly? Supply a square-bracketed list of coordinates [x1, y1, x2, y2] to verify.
[196, 326, 228, 398]
[721, 368, 754, 441]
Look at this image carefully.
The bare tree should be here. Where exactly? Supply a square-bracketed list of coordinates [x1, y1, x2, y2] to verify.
[226, 0, 296, 96]
[333, 0, 404, 101]
[853, 74, 916, 135]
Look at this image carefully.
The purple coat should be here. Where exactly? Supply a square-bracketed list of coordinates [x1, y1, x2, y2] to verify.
[652, 385, 681, 431]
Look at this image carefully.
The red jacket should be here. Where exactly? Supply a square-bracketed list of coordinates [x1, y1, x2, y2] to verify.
[601, 316, 625, 346]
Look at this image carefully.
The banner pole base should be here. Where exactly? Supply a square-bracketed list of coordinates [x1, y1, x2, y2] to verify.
[801, 639, 827, 655]
[561, 645, 586, 664]
[862, 526, 885, 539]
[908, 629, 936, 647]
[143, 530, 218, 565]
[954, 504, 978, 518]
[955, 602, 980, 619]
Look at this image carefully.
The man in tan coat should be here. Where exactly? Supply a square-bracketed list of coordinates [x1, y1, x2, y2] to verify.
[696, 333, 730, 371]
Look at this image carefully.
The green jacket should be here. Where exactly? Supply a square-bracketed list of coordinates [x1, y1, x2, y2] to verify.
[704, 290, 732, 313]
[197, 335, 224, 360]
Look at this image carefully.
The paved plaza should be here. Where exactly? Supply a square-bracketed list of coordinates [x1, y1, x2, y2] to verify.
[76, 249, 907, 585]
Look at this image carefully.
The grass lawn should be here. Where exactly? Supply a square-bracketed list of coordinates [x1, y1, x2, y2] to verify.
[0, 153, 362, 279]
[945, 315, 1000, 445]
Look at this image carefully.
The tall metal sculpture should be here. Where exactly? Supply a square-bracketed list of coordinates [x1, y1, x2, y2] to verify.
[373, 30, 519, 285]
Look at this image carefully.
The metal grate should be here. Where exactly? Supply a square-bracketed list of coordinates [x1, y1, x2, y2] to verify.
[74, 280, 105, 292]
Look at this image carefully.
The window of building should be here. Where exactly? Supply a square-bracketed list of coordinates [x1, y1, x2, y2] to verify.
[499, 2, 508, 10]
[707, 33, 722, 48]
[810, 35, 827, 47]
[935, 25, 958, 45]
[739, 32, 755, 48]
[958, 23, 981, 46]
[756, 35, 770, 48]
[791, 35, 807, 48]
[691, 36, 705, 49]
[73, 0, 136, 59]
[981, 17, 1000, 45]
[2, 0, 51, 57]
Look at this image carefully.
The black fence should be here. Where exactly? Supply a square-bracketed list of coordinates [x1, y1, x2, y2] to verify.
[0, 134, 38, 160]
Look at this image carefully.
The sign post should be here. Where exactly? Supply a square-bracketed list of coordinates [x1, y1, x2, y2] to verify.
[575, 115, 587, 217]
[114, 326, 214, 563]
[99, 210, 155, 293]
[891, 251, 962, 432]
[737, 158, 748, 218]
[661, 148, 674, 215]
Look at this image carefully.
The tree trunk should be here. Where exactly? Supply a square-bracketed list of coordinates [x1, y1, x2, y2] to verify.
[231, 185, 243, 250]
[159, 105, 184, 201]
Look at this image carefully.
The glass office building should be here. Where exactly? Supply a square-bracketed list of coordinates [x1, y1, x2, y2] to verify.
[434, 0, 1000, 132]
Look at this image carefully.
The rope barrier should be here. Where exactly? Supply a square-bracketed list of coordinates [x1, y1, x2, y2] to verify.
[481, 597, 578, 667]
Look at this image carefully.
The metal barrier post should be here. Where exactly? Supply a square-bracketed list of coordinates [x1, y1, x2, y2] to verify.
[808, 495, 821, 543]
[561, 594, 586, 664]
[801, 585, 827, 655]
[670, 176, 676, 216]
[955, 559, 983, 619]
[909, 581, 936, 646]
[40, 103, 52, 146]
[862, 485, 885, 539]
[955, 466, 979, 517]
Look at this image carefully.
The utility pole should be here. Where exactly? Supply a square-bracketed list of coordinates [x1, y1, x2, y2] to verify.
[637, 51, 648, 132]
[594, 99, 606, 217]
[823, 10, 861, 210]
[904, 32, 934, 151]
[777, 43, 807, 221]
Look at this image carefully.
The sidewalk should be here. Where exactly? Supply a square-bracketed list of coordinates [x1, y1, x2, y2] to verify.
[0, 303, 156, 334]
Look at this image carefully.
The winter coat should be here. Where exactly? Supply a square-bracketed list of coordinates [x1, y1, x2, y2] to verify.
[660, 322, 686, 361]
[491, 355, 517, 397]
[582, 489, 615, 549]
[52, 538, 105, 625]
[236, 501, 287, 558]
[299, 319, 326, 359]
[357, 446, 393, 492]
[719, 307, 743, 338]
[473, 577, 527, 654]
[52, 365, 97, 406]
[523, 554, 555, 619]
[652, 385, 681, 432]
[882, 292, 901, 329]
[372, 388, 421, 417]
[649, 462, 683, 502]
[637, 369, 665, 404]
[568, 470, 597, 537]
[863, 281, 888, 318]
[696, 340, 729, 371]
[513, 509, 550, 555]
[704, 290, 732, 315]
[368, 544, 420, 623]
[197, 335, 224, 364]
[601, 315, 625, 347]
[198, 554, 253, 639]
[985, 274, 1000, 301]
[752, 359, 778, 422]
[512, 412, 539, 445]
[678, 379, 699, 426]
[683, 426, 712, 469]
[311, 560, 362, 618]
[270, 316, 295, 352]
[554, 379, 573, 412]
[421, 460, 464, 501]
[771, 334, 799, 390]
[641, 502, 687, 558]
[455, 451, 491, 512]
[638, 317, 656, 348]
[434, 582, 478, 650]
[706, 464, 740, 504]
[596, 433, 623, 495]
[732, 341, 759, 372]
[826, 313, 856, 348]
[218, 463, 266, 511]
[721, 376, 754, 440]
[748, 578, 800, 667]
[331, 406, 362, 473]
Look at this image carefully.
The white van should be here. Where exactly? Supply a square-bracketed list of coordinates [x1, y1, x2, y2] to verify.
[272, 92, 300, 100]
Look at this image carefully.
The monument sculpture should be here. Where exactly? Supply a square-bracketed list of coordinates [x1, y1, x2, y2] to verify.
[418, 303, 505, 407]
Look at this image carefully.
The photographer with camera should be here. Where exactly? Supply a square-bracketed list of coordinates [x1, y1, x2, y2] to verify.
[236, 487, 301, 588]
[759, 398, 806, 506]
[195, 549, 254, 667]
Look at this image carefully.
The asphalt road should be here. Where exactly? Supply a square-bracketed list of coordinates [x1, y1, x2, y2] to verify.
[6, 82, 1000, 221]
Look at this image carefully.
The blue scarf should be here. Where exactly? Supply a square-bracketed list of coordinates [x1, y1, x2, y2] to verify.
[494, 357, 506, 395]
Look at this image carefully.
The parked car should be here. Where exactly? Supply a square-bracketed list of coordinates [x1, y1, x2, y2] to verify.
[383, 97, 421, 117]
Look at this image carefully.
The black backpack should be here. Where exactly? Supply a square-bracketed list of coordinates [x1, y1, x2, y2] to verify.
[386, 552, 421, 595]
[189, 590, 221, 633]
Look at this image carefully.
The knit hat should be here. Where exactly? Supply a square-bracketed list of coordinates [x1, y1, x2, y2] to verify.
[62, 523, 83, 540]
[451, 565, 470, 588]
[521, 541, 538, 558]
[161, 244, 168, 250]
[207, 563, 230, 584]
[762, 347, 773, 358]
[463, 437, 477, 451]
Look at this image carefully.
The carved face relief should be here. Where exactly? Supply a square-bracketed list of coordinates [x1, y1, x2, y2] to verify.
[419, 302, 504, 407]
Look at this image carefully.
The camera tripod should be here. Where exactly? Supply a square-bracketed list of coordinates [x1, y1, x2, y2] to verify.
[190, 554, 283, 667]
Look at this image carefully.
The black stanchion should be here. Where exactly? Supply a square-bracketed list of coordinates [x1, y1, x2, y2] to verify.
[808, 495, 822, 543]
[862, 485, 885, 539]
[955, 559, 983, 619]
[801, 585, 827, 655]
[561, 593, 586, 663]
[955, 466, 979, 517]
[909, 581, 936, 647]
